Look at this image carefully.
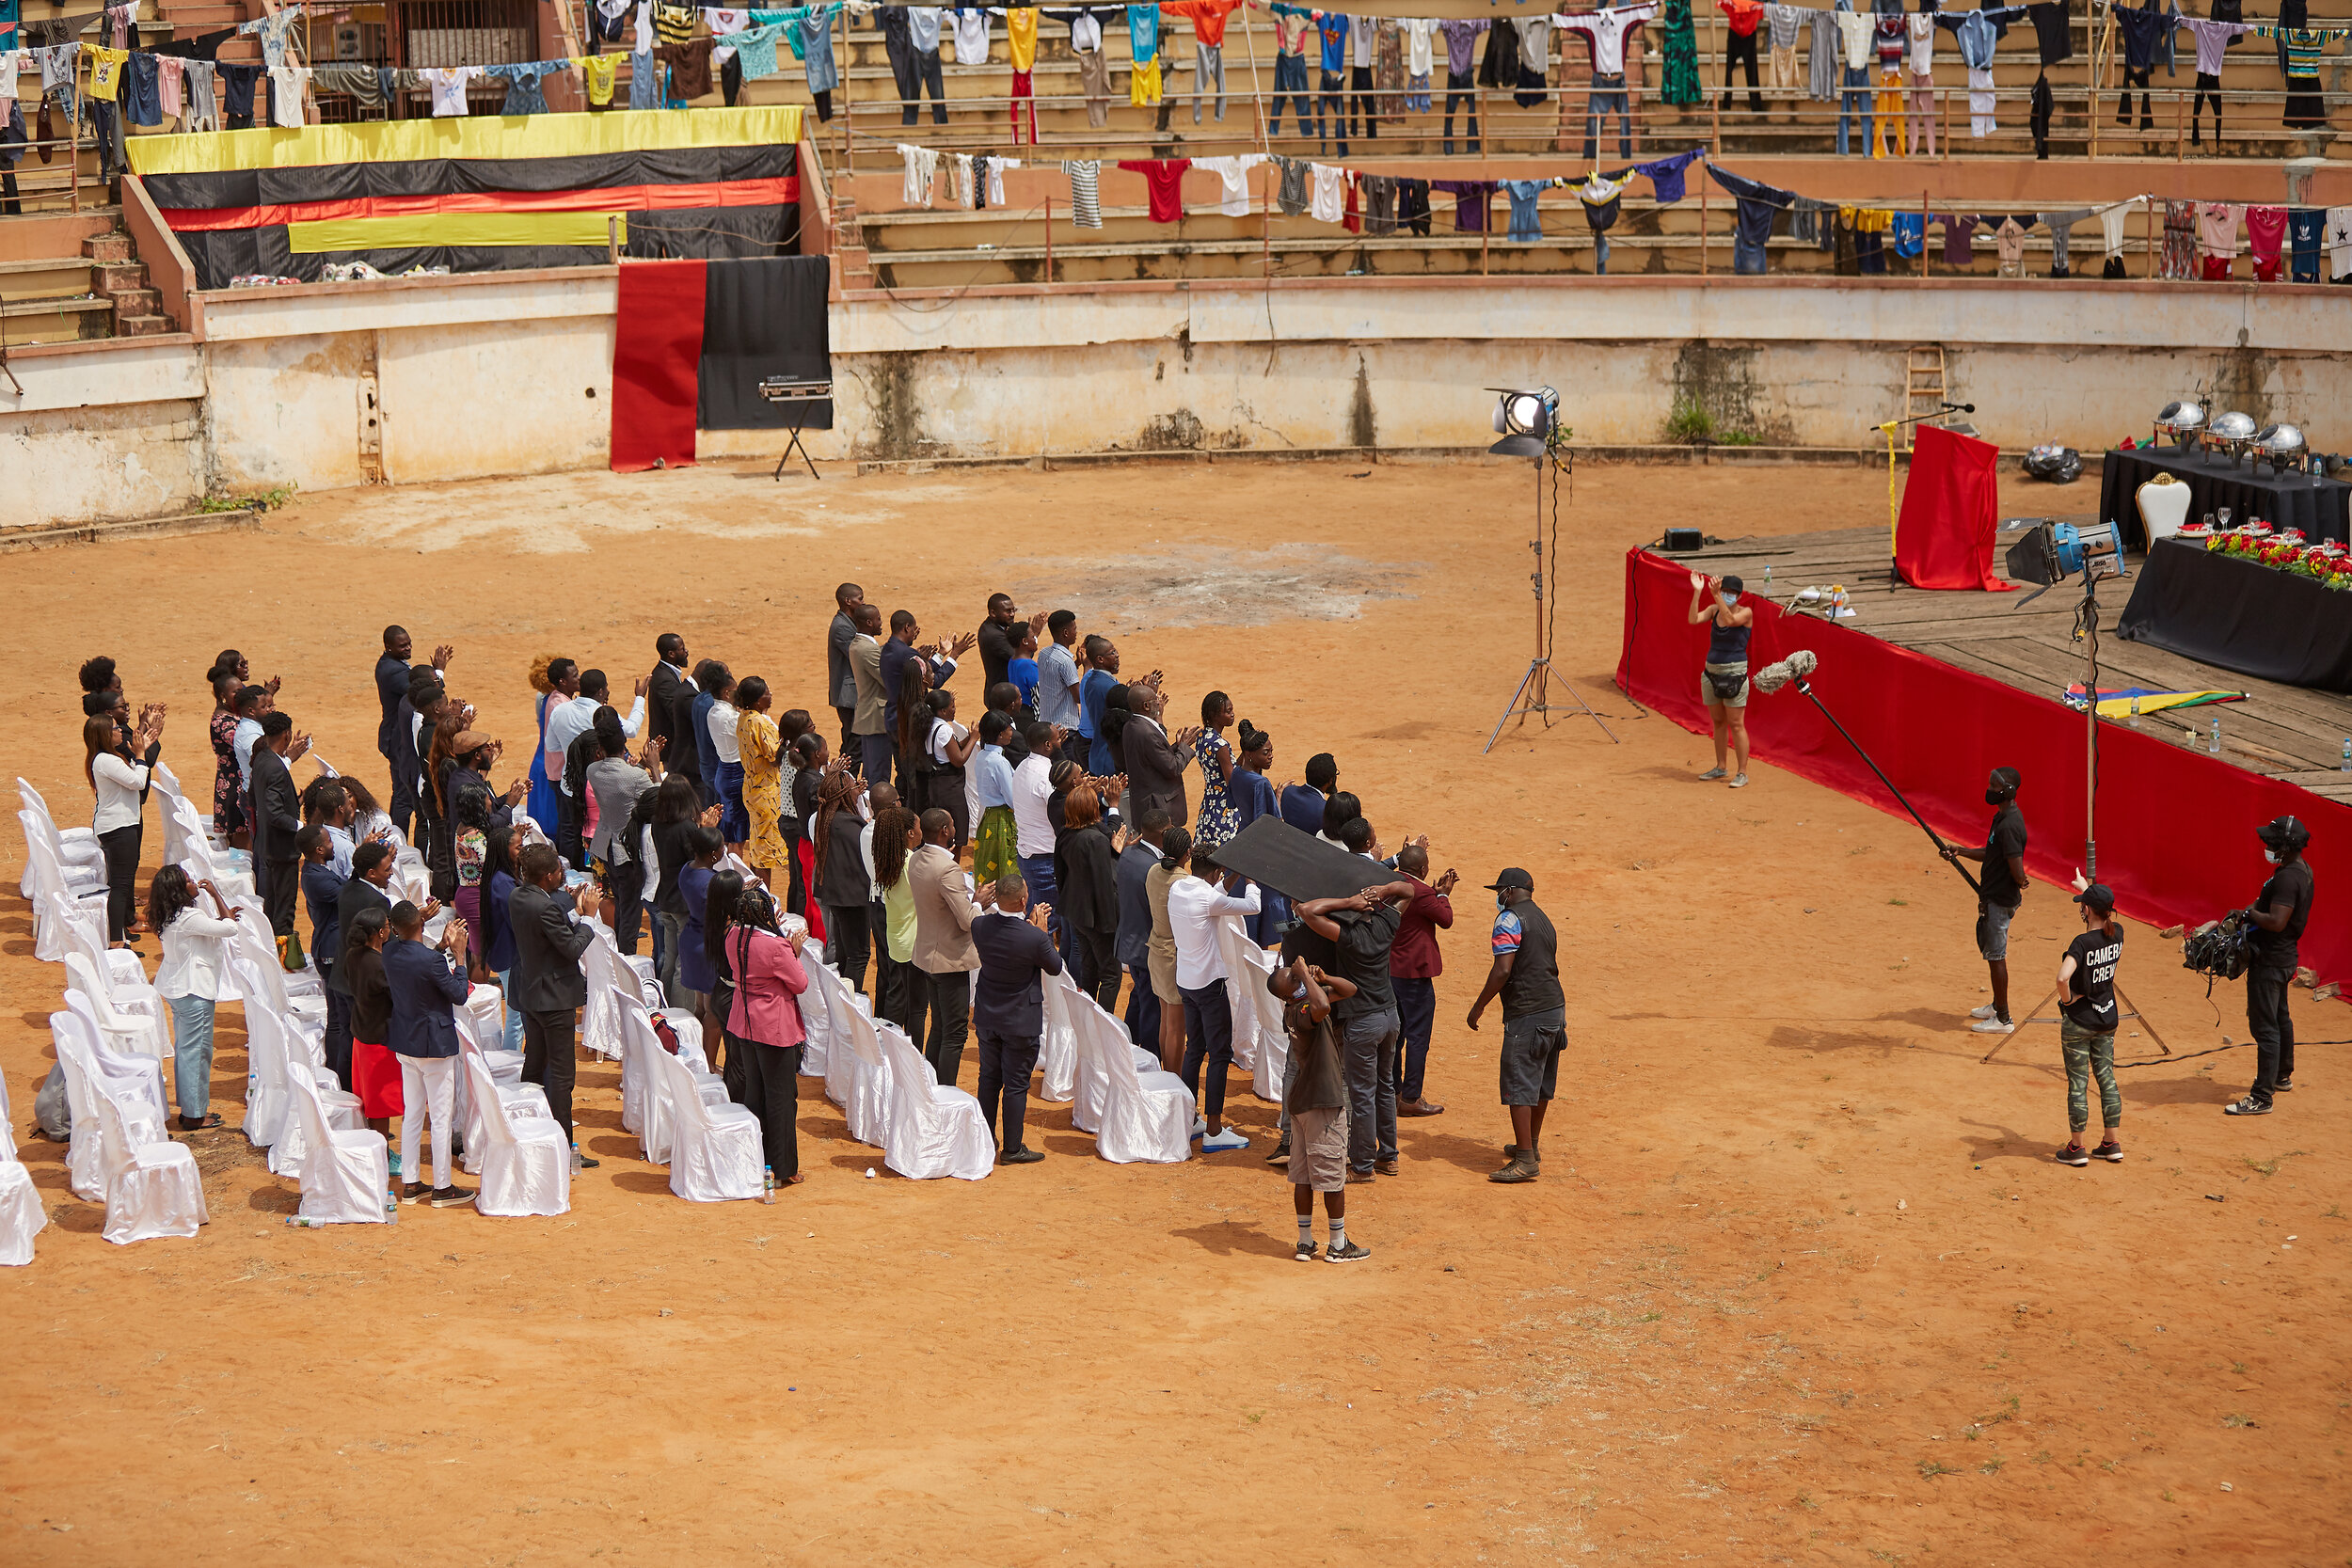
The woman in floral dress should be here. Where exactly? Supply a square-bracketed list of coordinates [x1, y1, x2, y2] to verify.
[205, 668, 242, 836]
[1193, 689, 1241, 847]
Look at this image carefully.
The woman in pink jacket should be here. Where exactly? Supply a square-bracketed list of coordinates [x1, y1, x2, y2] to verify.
[723, 886, 811, 1186]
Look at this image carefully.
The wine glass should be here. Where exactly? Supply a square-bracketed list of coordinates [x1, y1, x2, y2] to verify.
[2217, 505, 2233, 531]
[2202, 513, 2216, 531]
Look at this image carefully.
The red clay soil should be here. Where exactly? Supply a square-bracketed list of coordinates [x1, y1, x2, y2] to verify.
[0, 459, 2343, 1565]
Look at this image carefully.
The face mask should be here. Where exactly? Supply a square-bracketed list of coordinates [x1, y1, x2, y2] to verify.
[1986, 788, 2011, 805]
[1495, 894, 1508, 912]
[1720, 594, 1738, 608]
[2265, 849, 2281, 864]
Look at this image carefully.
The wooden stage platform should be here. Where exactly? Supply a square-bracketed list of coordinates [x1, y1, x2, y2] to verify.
[1660, 524, 2352, 806]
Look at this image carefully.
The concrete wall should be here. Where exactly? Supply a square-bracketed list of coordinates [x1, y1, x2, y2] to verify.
[825, 277, 2352, 458]
[8, 268, 2345, 528]
[0, 336, 207, 529]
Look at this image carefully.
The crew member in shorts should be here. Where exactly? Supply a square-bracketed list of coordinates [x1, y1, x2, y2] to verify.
[1943, 766, 2029, 1035]
[1687, 571, 1754, 788]
[1277, 956, 1367, 1262]
[1464, 866, 1565, 1184]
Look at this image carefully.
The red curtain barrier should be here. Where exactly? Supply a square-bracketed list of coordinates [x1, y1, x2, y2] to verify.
[610, 259, 706, 474]
[1616, 546, 2350, 989]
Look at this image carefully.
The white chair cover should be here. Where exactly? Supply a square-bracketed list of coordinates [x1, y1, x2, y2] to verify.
[614, 989, 725, 1165]
[247, 994, 363, 1176]
[871, 1016, 995, 1180]
[578, 933, 636, 1062]
[653, 1045, 762, 1200]
[33, 877, 109, 970]
[16, 802, 102, 904]
[793, 938, 832, 1076]
[51, 1007, 167, 1201]
[284, 1060, 389, 1225]
[63, 952, 168, 1061]
[227, 904, 325, 1006]
[450, 1009, 541, 1175]
[0, 1054, 17, 1163]
[810, 958, 891, 1146]
[74, 1039, 207, 1244]
[459, 1051, 570, 1217]
[1217, 921, 1289, 1102]
[1038, 968, 1078, 1104]
[60, 898, 154, 995]
[1064, 975, 1195, 1164]
[168, 802, 255, 905]
[0, 1162, 44, 1265]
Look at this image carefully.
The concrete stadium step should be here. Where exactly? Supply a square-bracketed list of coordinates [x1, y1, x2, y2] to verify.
[0, 294, 116, 341]
[0, 256, 105, 304]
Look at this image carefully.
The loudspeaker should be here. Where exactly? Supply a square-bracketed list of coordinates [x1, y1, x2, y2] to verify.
[1661, 528, 1703, 552]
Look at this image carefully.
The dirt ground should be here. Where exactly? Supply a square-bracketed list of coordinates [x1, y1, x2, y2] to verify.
[3, 458, 2345, 1566]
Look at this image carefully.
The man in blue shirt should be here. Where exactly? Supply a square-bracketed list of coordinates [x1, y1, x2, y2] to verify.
[1038, 610, 1085, 764]
[1080, 635, 1122, 775]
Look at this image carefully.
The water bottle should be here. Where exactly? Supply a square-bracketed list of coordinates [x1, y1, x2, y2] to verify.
[1763, 563, 1773, 589]
[386, 1185, 400, 1224]
[2210, 715, 2223, 754]
[284, 1215, 319, 1228]
[762, 1165, 777, 1205]
[2341, 738, 2350, 773]
[2128, 695, 2141, 727]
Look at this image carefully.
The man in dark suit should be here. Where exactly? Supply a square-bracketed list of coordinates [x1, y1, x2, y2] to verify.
[1280, 753, 1338, 838]
[375, 626, 451, 840]
[970, 873, 1063, 1164]
[249, 710, 310, 942]
[1115, 808, 1168, 1049]
[509, 841, 602, 1167]
[1121, 683, 1200, 832]
[647, 633, 691, 768]
[383, 897, 474, 1207]
[827, 581, 865, 756]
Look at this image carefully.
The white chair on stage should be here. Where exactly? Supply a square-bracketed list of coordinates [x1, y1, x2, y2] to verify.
[651, 1045, 763, 1200]
[458, 1050, 570, 1217]
[283, 1061, 389, 1225]
[1067, 978, 1195, 1164]
[50, 1008, 168, 1202]
[810, 958, 892, 1146]
[2137, 473, 2193, 544]
[62, 1033, 208, 1244]
[64, 953, 168, 1061]
[1217, 920, 1289, 1102]
[869, 1013, 995, 1180]
[614, 988, 727, 1165]
[1038, 967, 1079, 1104]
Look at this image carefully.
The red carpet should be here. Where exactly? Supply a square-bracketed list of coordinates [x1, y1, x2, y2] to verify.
[610, 259, 707, 473]
[1896, 425, 2010, 591]
[1616, 546, 2350, 986]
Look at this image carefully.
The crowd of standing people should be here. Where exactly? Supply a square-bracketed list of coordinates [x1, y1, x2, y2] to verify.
[72, 585, 1580, 1249]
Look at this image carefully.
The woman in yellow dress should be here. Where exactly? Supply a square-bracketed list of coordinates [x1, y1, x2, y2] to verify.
[733, 675, 788, 883]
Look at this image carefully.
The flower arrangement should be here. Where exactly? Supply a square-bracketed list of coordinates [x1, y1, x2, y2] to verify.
[2209, 528, 2352, 590]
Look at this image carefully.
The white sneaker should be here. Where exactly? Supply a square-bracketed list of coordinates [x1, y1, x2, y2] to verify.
[1697, 767, 1727, 781]
[1192, 1116, 1207, 1139]
[1201, 1126, 1250, 1152]
[1968, 1005, 2001, 1020]
[1727, 773, 1750, 788]
[1969, 1017, 2015, 1034]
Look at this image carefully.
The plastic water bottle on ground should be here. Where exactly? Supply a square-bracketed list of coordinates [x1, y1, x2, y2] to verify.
[2128, 696, 2141, 727]
[285, 1215, 319, 1227]
[386, 1185, 400, 1224]
[763, 1165, 777, 1204]
[2340, 738, 2349, 773]
[2210, 716, 2223, 754]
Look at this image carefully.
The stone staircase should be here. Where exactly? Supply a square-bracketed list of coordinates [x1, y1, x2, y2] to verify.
[0, 210, 175, 342]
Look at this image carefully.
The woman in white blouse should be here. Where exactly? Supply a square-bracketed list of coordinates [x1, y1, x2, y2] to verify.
[150, 864, 243, 1130]
[85, 707, 164, 947]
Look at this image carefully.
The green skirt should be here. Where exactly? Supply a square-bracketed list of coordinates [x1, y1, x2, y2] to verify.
[973, 805, 1020, 890]
[1661, 0, 1702, 105]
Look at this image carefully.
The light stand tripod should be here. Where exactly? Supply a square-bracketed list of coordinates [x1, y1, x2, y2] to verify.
[1484, 438, 1618, 752]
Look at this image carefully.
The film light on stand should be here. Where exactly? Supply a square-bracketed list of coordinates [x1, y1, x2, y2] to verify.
[1488, 387, 1560, 457]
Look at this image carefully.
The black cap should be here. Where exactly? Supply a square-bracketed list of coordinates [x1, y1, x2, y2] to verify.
[1485, 867, 1534, 893]
[2256, 815, 2310, 852]
[1720, 575, 1744, 595]
[2074, 882, 2115, 913]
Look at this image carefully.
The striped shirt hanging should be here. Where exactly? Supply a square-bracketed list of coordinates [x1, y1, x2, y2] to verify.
[1061, 159, 1101, 228]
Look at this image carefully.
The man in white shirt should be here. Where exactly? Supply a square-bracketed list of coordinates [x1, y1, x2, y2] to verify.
[1009, 721, 1061, 951]
[542, 664, 645, 867]
[1166, 837, 1262, 1150]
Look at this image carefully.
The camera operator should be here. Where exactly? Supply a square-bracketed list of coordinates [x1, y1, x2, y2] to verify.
[2225, 815, 2313, 1118]
[1941, 766, 2028, 1035]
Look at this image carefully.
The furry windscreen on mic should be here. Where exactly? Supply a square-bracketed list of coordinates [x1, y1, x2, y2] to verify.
[1752, 648, 1819, 694]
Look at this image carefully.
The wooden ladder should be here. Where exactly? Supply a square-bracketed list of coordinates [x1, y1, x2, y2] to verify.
[1905, 344, 1948, 438]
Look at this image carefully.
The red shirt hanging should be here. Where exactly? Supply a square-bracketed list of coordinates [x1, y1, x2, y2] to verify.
[1117, 157, 1193, 223]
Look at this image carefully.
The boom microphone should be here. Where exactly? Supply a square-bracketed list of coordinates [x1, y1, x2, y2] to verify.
[1945, 402, 1977, 413]
[1752, 648, 1818, 694]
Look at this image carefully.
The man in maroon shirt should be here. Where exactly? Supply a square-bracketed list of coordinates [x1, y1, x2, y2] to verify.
[1391, 842, 1456, 1117]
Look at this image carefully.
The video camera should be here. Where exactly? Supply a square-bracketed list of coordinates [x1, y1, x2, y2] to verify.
[2182, 911, 2256, 986]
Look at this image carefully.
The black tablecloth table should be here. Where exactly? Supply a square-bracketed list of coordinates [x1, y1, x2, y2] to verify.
[2100, 446, 2352, 550]
[2116, 538, 2352, 693]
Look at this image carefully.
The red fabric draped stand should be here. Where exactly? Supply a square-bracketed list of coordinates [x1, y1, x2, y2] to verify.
[610, 259, 707, 473]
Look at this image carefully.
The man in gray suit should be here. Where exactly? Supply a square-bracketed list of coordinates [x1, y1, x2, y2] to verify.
[908, 808, 978, 1085]
[1120, 684, 1201, 831]
[509, 841, 603, 1169]
[826, 581, 865, 758]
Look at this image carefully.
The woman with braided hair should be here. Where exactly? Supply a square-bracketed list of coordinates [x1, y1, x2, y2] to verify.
[812, 762, 872, 990]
